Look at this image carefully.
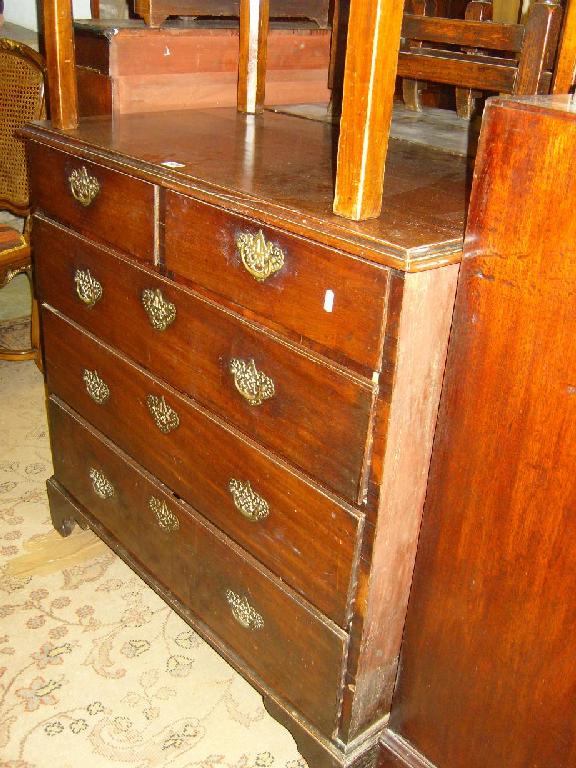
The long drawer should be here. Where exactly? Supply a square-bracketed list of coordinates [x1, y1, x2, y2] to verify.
[165, 191, 390, 371]
[35, 217, 374, 503]
[47, 397, 346, 736]
[42, 308, 360, 627]
[27, 143, 156, 263]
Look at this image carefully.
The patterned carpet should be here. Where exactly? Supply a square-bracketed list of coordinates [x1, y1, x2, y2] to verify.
[0, 335, 306, 768]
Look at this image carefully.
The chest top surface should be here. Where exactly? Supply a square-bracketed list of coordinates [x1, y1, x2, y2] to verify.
[22, 107, 468, 272]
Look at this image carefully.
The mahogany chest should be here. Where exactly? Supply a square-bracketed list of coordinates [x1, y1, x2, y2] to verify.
[24, 107, 465, 767]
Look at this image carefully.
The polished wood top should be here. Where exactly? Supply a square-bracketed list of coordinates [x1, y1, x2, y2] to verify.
[23, 107, 469, 271]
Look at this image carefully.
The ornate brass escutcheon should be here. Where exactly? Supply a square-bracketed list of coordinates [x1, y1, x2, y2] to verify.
[235, 229, 285, 282]
[229, 358, 275, 406]
[141, 288, 177, 331]
[146, 394, 180, 433]
[225, 590, 264, 630]
[83, 369, 110, 405]
[89, 468, 114, 499]
[68, 166, 100, 207]
[149, 496, 180, 532]
[75, 268, 102, 308]
[228, 479, 269, 522]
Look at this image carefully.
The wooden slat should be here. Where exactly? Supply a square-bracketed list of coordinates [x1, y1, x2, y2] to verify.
[401, 13, 525, 52]
[43, 0, 79, 129]
[553, 0, 576, 92]
[333, 0, 405, 221]
[237, 0, 270, 113]
[515, 1, 563, 94]
[398, 51, 517, 92]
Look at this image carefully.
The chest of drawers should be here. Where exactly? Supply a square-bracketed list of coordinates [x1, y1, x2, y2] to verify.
[24, 107, 465, 768]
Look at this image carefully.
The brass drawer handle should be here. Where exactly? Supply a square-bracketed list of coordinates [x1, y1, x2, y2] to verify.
[142, 288, 176, 331]
[236, 229, 285, 282]
[75, 268, 102, 308]
[149, 496, 180, 532]
[68, 166, 100, 207]
[89, 468, 114, 499]
[225, 590, 264, 630]
[229, 358, 275, 406]
[146, 394, 180, 433]
[83, 369, 110, 405]
[228, 479, 269, 522]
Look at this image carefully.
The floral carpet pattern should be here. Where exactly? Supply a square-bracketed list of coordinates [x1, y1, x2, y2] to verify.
[0, 353, 307, 768]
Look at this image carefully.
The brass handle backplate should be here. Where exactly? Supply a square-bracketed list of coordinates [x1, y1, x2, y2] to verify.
[235, 229, 285, 282]
[83, 369, 110, 405]
[75, 268, 102, 308]
[225, 590, 264, 630]
[149, 496, 179, 532]
[228, 479, 269, 522]
[142, 288, 176, 331]
[146, 394, 180, 433]
[89, 468, 114, 499]
[229, 358, 275, 406]
[68, 166, 100, 207]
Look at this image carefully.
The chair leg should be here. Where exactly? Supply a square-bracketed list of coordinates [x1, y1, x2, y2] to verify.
[31, 295, 43, 372]
[0, 266, 37, 363]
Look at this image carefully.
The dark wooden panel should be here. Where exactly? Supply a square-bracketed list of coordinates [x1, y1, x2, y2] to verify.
[388, 97, 576, 768]
[41, 308, 360, 626]
[48, 397, 346, 737]
[35, 220, 374, 503]
[76, 67, 112, 117]
[74, 28, 110, 73]
[133, 0, 330, 27]
[165, 192, 390, 371]
[27, 142, 155, 262]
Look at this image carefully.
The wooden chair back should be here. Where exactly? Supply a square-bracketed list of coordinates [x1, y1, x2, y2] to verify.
[0, 39, 45, 366]
[0, 39, 46, 217]
[398, 1, 563, 99]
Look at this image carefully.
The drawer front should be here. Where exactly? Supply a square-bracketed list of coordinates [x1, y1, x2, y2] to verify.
[35, 218, 373, 502]
[48, 398, 345, 736]
[165, 192, 389, 371]
[27, 142, 155, 262]
[42, 309, 360, 627]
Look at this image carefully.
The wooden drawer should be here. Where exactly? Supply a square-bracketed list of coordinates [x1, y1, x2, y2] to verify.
[35, 217, 374, 503]
[165, 192, 389, 371]
[42, 308, 361, 627]
[27, 142, 155, 262]
[47, 398, 346, 736]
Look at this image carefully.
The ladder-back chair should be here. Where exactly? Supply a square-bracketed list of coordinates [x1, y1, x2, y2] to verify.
[399, 0, 563, 115]
[0, 39, 46, 365]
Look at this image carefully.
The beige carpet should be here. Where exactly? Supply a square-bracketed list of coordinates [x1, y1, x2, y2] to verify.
[0, 342, 306, 768]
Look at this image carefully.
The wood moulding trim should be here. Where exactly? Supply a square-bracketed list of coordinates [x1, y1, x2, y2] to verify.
[379, 730, 438, 768]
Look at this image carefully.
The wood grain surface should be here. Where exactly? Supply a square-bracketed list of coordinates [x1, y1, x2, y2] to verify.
[383, 95, 576, 768]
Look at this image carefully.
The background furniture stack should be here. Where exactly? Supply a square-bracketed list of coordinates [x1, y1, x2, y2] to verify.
[74, 17, 332, 117]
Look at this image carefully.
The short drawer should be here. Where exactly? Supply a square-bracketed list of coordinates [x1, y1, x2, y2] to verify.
[47, 398, 345, 737]
[42, 309, 361, 628]
[165, 192, 389, 371]
[27, 142, 155, 262]
[35, 217, 374, 503]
